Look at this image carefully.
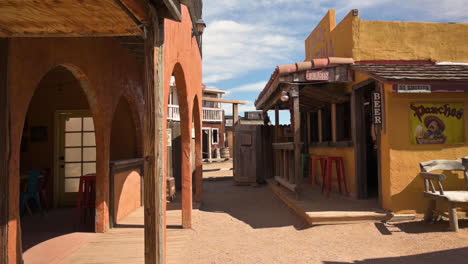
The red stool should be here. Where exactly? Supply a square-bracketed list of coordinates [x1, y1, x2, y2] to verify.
[77, 173, 96, 223]
[310, 155, 327, 186]
[322, 157, 349, 196]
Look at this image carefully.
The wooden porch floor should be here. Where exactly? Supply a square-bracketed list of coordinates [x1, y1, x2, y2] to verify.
[268, 179, 392, 225]
[61, 206, 192, 264]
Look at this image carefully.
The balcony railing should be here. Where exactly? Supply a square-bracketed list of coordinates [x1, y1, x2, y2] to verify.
[168, 105, 223, 122]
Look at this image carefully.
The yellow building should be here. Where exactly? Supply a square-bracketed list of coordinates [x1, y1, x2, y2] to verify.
[255, 9, 468, 216]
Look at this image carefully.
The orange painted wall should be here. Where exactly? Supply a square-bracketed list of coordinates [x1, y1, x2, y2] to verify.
[114, 169, 142, 222]
[162, 4, 203, 230]
[8, 37, 144, 263]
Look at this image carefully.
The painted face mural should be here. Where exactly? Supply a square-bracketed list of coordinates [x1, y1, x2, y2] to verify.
[411, 103, 464, 145]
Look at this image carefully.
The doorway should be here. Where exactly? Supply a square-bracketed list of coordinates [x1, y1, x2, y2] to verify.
[202, 128, 210, 160]
[353, 80, 380, 200]
[55, 111, 96, 207]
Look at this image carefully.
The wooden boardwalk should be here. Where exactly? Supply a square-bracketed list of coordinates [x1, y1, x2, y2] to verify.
[61, 206, 192, 264]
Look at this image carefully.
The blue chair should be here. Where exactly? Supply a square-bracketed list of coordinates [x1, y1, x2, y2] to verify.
[20, 170, 43, 216]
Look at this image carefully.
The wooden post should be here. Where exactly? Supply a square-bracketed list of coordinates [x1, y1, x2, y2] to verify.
[274, 105, 279, 143]
[331, 103, 337, 143]
[291, 86, 302, 196]
[143, 9, 165, 264]
[0, 38, 10, 264]
[233, 103, 239, 125]
[232, 103, 239, 174]
[318, 109, 323, 143]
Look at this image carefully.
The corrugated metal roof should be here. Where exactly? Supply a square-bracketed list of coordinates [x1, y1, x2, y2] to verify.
[352, 64, 468, 82]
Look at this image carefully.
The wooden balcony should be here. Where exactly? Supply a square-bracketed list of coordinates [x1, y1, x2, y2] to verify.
[168, 104, 223, 122]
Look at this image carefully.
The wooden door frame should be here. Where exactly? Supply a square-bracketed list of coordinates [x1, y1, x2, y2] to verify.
[53, 110, 92, 207]
[0, 38, 10, 264]
[352, 79, 382, 202]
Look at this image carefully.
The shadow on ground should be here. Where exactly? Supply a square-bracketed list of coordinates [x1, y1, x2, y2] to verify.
[323, 247, 468, 264]
[374, 219, 468, 235]
[21, 208, 93, 251]
[199, 179, 310, 230]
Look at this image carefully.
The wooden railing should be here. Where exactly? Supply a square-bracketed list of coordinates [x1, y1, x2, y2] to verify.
[202, 107, 223, 122]
[168, 104, 223, 122]
[272, 142, 297, 192]
[168, 104, 180, 121]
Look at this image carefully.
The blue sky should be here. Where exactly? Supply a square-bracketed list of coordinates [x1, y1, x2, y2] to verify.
[201, 0, 468, 124]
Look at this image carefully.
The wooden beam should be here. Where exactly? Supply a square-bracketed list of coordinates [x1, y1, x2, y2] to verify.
[162, 0, 182, 21]
[0, 38, 9, 264]
[143, 8, 165, 264]
[118, 0, 150, 23]
[203, 97, 247, 105]
[291, 86, 302, 197]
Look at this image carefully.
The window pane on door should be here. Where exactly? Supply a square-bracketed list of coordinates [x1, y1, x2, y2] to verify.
[65, 117, 82, 132]
[65, 148, 81, 162]
[83, 132, 96, 146]
[83, 117, 94, 131]
[83, 147, 96, 162]
[65, 163, 82, 177]
[65, 178, 80, 193]
[65, 133, 82, 147]
[83, 162, 96, 175]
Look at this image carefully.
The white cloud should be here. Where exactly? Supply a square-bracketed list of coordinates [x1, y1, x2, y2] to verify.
[225, 81, 267, 95]
[203, 20, 301, 84]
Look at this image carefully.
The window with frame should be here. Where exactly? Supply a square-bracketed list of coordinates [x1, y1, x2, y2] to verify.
[212, 128, 219, 144]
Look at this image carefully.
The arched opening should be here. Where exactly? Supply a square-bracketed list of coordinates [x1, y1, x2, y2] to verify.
[166, 63, 192, 228]
[20, 66, 96, 258]
[109, 96, 143, 227]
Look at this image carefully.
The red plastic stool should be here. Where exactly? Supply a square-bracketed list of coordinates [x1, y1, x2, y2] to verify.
[77, 173, 96, 223]
[310, 155, 327, 186]
[322, 157, 349, 196]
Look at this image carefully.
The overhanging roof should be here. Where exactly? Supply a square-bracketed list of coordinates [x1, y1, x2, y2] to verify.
[255, 57, 354, 110]
[0, 0, 190, 37]
[352, 64, 468, 82]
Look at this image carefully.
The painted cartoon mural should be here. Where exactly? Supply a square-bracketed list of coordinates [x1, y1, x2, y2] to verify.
[411, 103, 464, 144]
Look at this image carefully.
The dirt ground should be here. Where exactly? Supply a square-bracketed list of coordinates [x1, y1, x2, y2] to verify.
[178, 162, 468, 264]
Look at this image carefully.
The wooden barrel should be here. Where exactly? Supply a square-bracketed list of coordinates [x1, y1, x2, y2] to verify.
[220, 147, 230, 159]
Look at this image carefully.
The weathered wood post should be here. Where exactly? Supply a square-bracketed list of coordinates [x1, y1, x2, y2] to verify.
[0, 38, 10, 264]
[274, 105, 279, 143]
[143, 8, 165, 264]
[232, 103, 239, 174]
[291, 86, 302, 197]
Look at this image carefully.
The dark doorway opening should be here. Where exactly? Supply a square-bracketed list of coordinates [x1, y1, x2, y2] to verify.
[202, 129, 209, 159]
[354, 80, 380, 200]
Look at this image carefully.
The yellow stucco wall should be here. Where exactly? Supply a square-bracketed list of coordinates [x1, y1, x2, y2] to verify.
[309, 147, 357, 198]
[305, 9, 468, 62]
[382, 83, 468, 214]
[355, 20, 468, 62]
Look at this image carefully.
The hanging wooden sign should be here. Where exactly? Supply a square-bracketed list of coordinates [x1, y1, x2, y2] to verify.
[372, 91, 382, 124]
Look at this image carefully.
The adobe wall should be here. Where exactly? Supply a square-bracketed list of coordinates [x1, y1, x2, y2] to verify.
[113, 169, 142, 222]
[163, 4, 203, 228]
[8, 37, 144, 263]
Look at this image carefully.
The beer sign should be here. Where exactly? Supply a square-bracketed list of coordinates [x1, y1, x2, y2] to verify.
[372, 91, 382, 124]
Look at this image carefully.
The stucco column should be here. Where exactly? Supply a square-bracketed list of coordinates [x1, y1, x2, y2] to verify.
[181, 114, 193, 228]
[194, 106, 203, 203]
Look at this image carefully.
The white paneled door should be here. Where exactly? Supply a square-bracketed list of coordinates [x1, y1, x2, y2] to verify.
[56, 111, 96, 207]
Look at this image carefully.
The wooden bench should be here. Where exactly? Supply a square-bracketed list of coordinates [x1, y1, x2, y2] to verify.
[420, 158, 468, 232]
